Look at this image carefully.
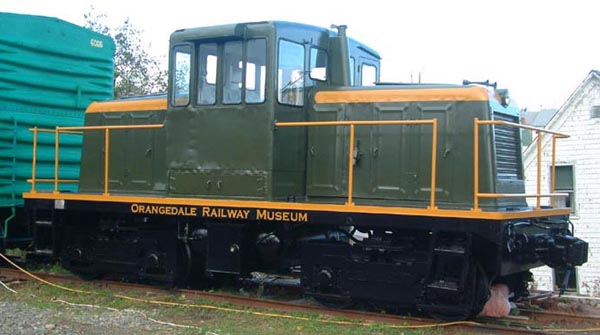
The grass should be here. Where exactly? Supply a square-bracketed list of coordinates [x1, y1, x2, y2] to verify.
[5, 248, 26, 258]
[24, 261, 74, 276]
[0, 279, 448, 335]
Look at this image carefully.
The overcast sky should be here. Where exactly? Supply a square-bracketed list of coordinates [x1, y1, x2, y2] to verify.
[3, 0, 599, 110]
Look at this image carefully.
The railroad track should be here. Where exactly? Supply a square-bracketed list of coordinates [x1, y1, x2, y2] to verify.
[0, 265, 598, 335]
[520, 308, 600, 324]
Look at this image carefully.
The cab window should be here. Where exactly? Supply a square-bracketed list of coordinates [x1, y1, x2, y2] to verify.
[197, 43, 217, 105]
[223, 41, 243, 104]
[349, 56, 355, 86]
[309, 47, 327, 81]
[196, 39, 266, 106]
[246, 39, 267, 104]
[361, 63, 377, 86]
[278, 40, 305, 106]
[172, 45, 191, 106]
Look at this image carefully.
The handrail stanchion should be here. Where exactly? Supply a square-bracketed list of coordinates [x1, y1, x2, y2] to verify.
[31, 127, 38, 193]
[347, 124, 355, 206]
[53, 127, 60, 194]
[473, 118, 480, 210]
[551, 135, 557, 207]
[536, 131, 542, 209]
[104, 128, 110, 196]
[429, 119, 438, 209]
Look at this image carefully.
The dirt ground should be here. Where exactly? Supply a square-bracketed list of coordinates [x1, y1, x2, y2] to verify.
[527, 295, 600, 316]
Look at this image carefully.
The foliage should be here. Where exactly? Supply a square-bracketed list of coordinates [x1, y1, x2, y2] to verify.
[84, 8, 167, 98]
[581, 279, 600, 297]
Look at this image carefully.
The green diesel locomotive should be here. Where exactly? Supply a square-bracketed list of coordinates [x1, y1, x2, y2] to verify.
[24, 21, 588, 320]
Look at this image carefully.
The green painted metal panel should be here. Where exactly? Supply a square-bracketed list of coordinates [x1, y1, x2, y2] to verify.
[306, 90, 502, 210]
[0, 12, 115, 207]
[78, 104, 167, 194]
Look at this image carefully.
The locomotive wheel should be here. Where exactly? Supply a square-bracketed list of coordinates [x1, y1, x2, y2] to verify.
[429, 263, 490, 321]
[60, 244, 100, 280]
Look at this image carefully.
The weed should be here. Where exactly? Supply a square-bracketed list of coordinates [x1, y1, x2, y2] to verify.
[581, 278, 600, 297]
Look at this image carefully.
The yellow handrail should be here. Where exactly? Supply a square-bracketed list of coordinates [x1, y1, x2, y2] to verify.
[27, 179, 79, 183]
[348, 124, 355, 205]
[275, 119, 439, 209]
[30, 118, 566, 212]
[31, 127, 38, 194]
[104, 128, 110, 195]
[29, 128, 82, 135]
[54, 127, 60, 193]
[30, 124, 164, 195]
[473, 119, 569, 211]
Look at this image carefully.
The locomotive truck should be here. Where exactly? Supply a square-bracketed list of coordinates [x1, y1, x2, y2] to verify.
[23, 21, 588, 320]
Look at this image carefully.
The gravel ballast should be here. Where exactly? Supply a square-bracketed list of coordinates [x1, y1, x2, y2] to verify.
[0, 299, 193, 335]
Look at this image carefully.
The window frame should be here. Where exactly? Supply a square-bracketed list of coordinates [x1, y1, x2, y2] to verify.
[552, 164, 576, 214]
[349, 56, 355, 86]
[196, 43, 218, 106]
[171, 44, 193, 107]
[553, 267, 578, 293]
[360, 62, 378, 87]
[591, 105, 600, 119]
[193, 38, 267, 107]
[244, 38, 267, 105]
[222, 40, 244, 105]
[277, 38, 306, 107]
[308, 46, 328, 82]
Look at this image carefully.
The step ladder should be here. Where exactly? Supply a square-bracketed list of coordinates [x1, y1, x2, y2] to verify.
[421, 232, 473, 312]
[31, 209, 56, 257]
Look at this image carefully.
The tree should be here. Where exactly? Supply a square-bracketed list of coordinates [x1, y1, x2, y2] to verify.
[84, 8, 167, 98]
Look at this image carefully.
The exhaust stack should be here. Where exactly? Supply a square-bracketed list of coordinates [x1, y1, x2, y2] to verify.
[330, 24, 351, 87]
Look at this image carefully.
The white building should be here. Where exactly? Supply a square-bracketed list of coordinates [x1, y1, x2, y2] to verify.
[523, 70, 600, 295]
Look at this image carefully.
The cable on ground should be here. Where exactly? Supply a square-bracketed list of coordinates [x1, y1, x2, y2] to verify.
[0, 279, 17, 294]
[2, 251, 600, 332]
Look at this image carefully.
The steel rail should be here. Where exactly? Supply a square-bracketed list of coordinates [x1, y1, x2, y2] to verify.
[0, 267, 569, 335]
[519, 308, 600, 324]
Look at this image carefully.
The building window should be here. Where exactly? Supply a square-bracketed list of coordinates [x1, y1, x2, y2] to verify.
[591, 105, 600, 119]
[553, 165, 575, 213]
[278, 40, 305, 106]
[554, 268, 577, 293]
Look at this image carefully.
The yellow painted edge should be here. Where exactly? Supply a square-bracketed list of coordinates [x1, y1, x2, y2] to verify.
[22, 192, 571, 221]
[86, 98, 167, 113]
[315, 86, 490, 104]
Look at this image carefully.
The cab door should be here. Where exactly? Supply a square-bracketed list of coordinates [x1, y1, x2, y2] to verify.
[305, 102, 347, 198]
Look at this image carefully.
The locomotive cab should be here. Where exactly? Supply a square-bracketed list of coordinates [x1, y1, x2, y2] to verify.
[165, 22, 380, 201]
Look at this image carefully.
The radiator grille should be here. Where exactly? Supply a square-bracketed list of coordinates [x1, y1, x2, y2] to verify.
[493, 112, 521, 180]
